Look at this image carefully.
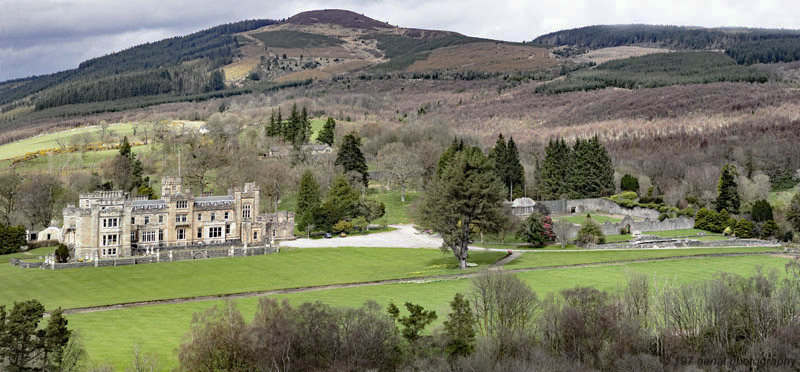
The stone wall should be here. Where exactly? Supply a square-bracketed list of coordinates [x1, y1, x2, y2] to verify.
[588, 238, 781, 250]
[562, 216, 696, 239]
[536, 198, 660, 220]
[10, 245, 276, 270]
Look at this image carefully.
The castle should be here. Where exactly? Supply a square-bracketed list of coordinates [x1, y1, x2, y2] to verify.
[62, 177, 294, 260]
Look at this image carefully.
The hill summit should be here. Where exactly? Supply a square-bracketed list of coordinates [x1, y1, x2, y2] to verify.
[286, 9, 393, 30]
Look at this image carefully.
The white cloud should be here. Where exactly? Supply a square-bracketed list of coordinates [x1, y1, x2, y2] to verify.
[0, 0, 799, 80]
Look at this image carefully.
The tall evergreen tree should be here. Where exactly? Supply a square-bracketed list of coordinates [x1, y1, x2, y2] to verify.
[285, 103, 300, 144]
[505, 137, 525, 199]
[296, 170, 321, 229]
[716, 164, 741, 213]
[420, 146, 507, 269]
[787, 192, 800, 232]
[335, 132, 369, 187]
[317, 117, 336, 146]
[297, 106, 312, 145]
[569, 136, 614, 198]
[436, 138, 465, 177]
[489, 134, 525, 200]
[538, 138, 571, 200]
[443, 293, 476, 358]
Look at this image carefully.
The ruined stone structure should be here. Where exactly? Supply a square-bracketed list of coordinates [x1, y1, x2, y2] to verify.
[516, 197, 660, 220]
[62, 177, 294, 260]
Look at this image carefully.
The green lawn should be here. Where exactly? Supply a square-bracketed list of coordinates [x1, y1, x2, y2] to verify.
[555, 214, 623, 224]
[0, 247, 55, 264]
[0, 144, 154, 173]
[67, 254, 791, 370]
[770, 185, 798, 210]
[504, 246, 777, 270]
[371, 189, 418, 224]
[0, 247, 504, 310]
[0, 121, 203, 161]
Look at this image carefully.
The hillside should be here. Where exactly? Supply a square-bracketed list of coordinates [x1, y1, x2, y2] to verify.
[534, 24, 800, 65]
[0, 9, 556, 136]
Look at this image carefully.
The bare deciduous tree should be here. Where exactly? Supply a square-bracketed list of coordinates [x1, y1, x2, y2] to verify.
[378, 142, 421, 202]
[552, 220, 573, 249]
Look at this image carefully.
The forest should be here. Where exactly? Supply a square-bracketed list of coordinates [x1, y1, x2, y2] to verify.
[725, 38, 800, 65]
[533, 24, 800, 51]
[0, 19, 276, 111]
[536, 52, 769, 94]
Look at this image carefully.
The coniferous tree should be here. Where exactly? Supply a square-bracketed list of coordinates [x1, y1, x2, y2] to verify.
[335, 132, 369, 187]
[505, 137, 525, 199]
[620, 174, 640, 193]
[716, 164, 741, 213]
[569, 136, 614, 198]
[788, 192, 800, 232]
[539, 138, 571, 200]
[436, 138, 465, 177]
[443, 293, 476, 358]
[751, 199, 774, 223]
[317, 117, 336, 146]
[285, 103, 300, 144]
[297, 106, 312, 146]
[420, 146, 507, 269]
[296, 170, 321, 230]
[490, 134, 525, 200]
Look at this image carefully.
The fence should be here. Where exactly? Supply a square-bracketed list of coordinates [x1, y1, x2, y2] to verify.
[9, 244, 276, 270]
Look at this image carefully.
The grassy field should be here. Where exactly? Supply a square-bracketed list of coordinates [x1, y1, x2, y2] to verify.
[372, 189, 418, 224]
[504, 246, 778, 270]
[0, 247, 55, 264]
[770, 185, 798, 210]
[0, 247, 504, 310]
[66, 253, 791, 370]
[0, 121, 203, 160]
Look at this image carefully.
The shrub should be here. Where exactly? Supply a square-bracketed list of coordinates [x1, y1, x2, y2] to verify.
[735, 219, 755, 239]
[788, 193, 800, 232]
[332, 220, 353, 234]
[620, 174, 640, 193]
[517, 212, 554, 246]
[0, 224, 27, 254]
[351, 216, 368, 232]
[610, 191, 638, 204]
[678, 207, 695, 217]
[723, 226, 733, 236]
[577, 218, 605, 247]
[658, 213, 668, 221]
[55, 244, 70, 263]
[751, 199, 774, 223]
[761, 220, 780, 239]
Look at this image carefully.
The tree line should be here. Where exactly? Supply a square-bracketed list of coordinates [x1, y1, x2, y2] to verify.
[537, 136, 615, 200]
[536, 52, 769, 94]
[533, 24, 800, 50]
[175, 266, 800, 372]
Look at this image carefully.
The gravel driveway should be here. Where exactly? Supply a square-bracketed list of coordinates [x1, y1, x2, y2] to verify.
[280, 225, 444, 249]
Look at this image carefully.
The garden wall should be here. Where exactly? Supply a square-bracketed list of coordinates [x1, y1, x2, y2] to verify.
[537, 198, 660, 219]
[562, 216, 696, 239]
[9, 245, 276, 270]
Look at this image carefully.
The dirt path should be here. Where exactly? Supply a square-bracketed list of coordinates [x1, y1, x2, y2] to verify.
[489, 252, 522, 269]
[58, 252, 775, 316]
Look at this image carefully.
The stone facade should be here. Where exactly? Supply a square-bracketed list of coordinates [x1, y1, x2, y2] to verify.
[62, 177, 294, 260]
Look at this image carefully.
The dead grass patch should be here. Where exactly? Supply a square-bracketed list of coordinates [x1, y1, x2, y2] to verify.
[408, 42, 555, 73]
[275, 69, 332, 83]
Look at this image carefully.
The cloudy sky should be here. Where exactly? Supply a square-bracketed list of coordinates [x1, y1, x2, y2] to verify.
[1, 0, 798, 81]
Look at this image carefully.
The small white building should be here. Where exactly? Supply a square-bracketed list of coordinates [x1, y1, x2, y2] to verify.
[511, 197, 536, 216]
[27, 226, 62, 242]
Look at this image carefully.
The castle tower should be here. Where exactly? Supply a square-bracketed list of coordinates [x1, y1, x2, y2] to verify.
[161, 177, 183, 196]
